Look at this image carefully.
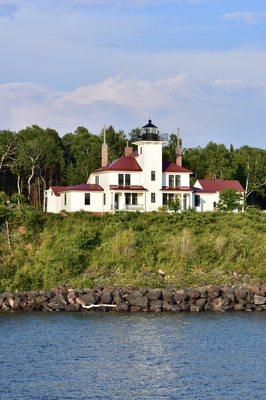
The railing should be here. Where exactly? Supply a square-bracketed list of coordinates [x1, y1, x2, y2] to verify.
[111, 204, 144, 211]
[123, 204, 144, 211]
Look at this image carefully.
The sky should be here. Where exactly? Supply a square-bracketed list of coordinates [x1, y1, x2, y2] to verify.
[0, 0, 265, 147]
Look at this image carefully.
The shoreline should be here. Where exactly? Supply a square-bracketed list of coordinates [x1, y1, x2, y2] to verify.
[1, 285, 266, 313]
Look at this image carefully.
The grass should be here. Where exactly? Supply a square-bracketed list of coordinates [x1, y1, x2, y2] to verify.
[0, 207, 265, 292]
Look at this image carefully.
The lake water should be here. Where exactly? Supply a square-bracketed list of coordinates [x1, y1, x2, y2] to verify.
[0, 312, 265, 400]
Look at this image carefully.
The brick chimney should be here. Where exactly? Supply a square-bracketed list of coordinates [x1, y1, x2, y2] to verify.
[176, 128, 182, 167]
[125, 146, 134, 157]
[101, 128, 108, 167]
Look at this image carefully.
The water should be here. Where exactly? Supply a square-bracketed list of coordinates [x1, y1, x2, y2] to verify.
[0, 312, 265, 400]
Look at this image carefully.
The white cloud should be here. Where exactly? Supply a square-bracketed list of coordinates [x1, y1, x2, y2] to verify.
[223, 11, 266, 25]
[0, 75, 265, 147]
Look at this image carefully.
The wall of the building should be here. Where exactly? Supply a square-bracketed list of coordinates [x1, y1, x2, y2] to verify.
[136, 142, 164, 211]
[45, 189, 61, 213]
[60, 191, 104, 213]
[162, 172, 190, 187]
[194, 193, 219, 212]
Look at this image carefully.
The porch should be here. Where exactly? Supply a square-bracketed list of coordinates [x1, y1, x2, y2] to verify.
[109, 186, 147, 211]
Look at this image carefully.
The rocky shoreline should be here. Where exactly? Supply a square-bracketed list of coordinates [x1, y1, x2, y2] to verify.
[1, 285, 266, 313]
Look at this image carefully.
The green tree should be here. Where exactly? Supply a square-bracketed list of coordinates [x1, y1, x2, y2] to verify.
[217, 189, 243, 212]
[168, 197, 181, 212]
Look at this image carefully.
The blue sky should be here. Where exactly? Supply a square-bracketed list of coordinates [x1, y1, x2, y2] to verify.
[0, 0, 265, 147]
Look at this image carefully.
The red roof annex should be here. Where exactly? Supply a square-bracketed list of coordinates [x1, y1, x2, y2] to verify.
[196, 179, 244, 193]
[162, 160, 192, 173]
[95, 156, 142, 172]
[52, 184, 103, 195]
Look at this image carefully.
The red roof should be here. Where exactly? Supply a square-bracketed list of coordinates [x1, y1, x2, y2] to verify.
[50, 186, 70, 196]
[95, 156, 142, 172]
[161, 186, 193, 192]
[60, 184, 103, 192]
[196, 179, 244, 193]
[110, 185, 147, 191]
[163, 160, 192, 173]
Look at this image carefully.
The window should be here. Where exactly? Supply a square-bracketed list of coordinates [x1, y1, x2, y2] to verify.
[195, 195, 200, 207]
[169, 175, 174, 187]
[140, 147, 142, 154]
[103, 193, 106, 205]
[175, 175, 181, 187]
[125, 174, 131, 186]
[118, 174, 124, 186]
[163, 193, 168, 205]
[95, 176, 99, 185]
[85, 193, 90, 205]
[125, 193, 138, 205]
[125, 193, 131, 205]
[151, 171, 156, 181]
[213, 202, 217, 210]
[64, 194, 67, 206]
[118, 174, 131, 186]
[132, 193, 138, 205]
[151, 193, 156, 203]
[168, 194, 174, 202]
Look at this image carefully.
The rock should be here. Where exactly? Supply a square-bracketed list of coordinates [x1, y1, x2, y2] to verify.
[188, 289, 201, 300]
[67, 291, 76, 305]
[234, 303, 244, 311]
[127, 291, 148, 309]
[195, 298, 207, 309]
[190, 305, 201, 312]
[174, 290, 188, 304]
[162, 301, 172, 311]
[113, 290, 123, 305]
[162, 288, 174, 303]
[66, 304, 81, 312]
[235, 289, 247, 301]
[254, 295, 266, 305]
[146, 289, 162, 301]
[100, 291, 113, 304]
[149, 300, 162, 312]
[130, 306, 142, 312]
[80, 292, 95, 305]
[158, 269, 165, 278]
[35, 295, 47, 305]
[116, 303, 129, 312]
[207, 287, 221, 300]
[48, 294, 67, 311]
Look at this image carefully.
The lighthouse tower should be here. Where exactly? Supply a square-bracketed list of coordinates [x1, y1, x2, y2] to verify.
[133, 119, 165, 211]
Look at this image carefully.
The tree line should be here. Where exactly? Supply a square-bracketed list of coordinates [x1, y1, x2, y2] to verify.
[0, 125, 265, 207]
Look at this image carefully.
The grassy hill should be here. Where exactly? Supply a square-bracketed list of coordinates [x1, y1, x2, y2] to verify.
[0, 207, 265, 292]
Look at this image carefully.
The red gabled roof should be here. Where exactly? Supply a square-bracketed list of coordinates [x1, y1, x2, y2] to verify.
[163, 160, 192, 173]
[95, 155, 142, 173]
[110, 185, 147, 191]
[60, 184, 103, 192]
[196, 179, 244, 193]
[51, 186, 70, 197]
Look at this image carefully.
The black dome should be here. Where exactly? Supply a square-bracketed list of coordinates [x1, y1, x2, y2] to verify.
[142, 119, 158, 129]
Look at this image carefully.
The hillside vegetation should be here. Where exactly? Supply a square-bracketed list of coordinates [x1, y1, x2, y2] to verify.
[0, 208, 265, 292]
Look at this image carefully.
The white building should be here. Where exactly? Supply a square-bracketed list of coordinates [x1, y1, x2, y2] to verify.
[44, 120, 244, 213]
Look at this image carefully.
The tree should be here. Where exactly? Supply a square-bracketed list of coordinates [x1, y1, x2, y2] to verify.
[129, 127, 142, 142]
[167, 197, 181, 212]
[235, 146, 266, 200]
[0, 130, 16, 172]
[182, 146, 207, 181]
[204, 142, 235, 180]
[217, 189, 243, 212]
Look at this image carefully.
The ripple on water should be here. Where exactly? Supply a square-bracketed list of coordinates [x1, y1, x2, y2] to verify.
[0, 312, 265, 400]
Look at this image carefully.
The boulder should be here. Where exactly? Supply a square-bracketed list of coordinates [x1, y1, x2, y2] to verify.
[235, 289, 247, 301]
[47, 294, 67, 311]
[146, 289, 162, 301]
[116, 303, 129, 312]
[149, 300, 162, 312]
[254, 295, 266, 305]
[80, 292, 95, 305]
[162, 288, 174, 303]
[127, 291, 148, 309]
[100, 290, 113, 304]
[188, 289, 201, 300]
[174, 290, 188, 304]
[207, 287, 221, 300]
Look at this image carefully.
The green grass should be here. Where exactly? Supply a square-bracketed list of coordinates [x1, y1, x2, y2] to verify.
[0, 207, 265, 292]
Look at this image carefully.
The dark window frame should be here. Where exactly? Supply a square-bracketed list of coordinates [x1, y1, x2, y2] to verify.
[175, 175, 181, 187]
[195, 194, 200, 207]
[125, 174, 131, 186]
[118, 174, 124, 186]
[151, 171, 156, 181]
[169, 175, 174, 187]
[151, 193, 156, 203]
[84, 193, 90, 205]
